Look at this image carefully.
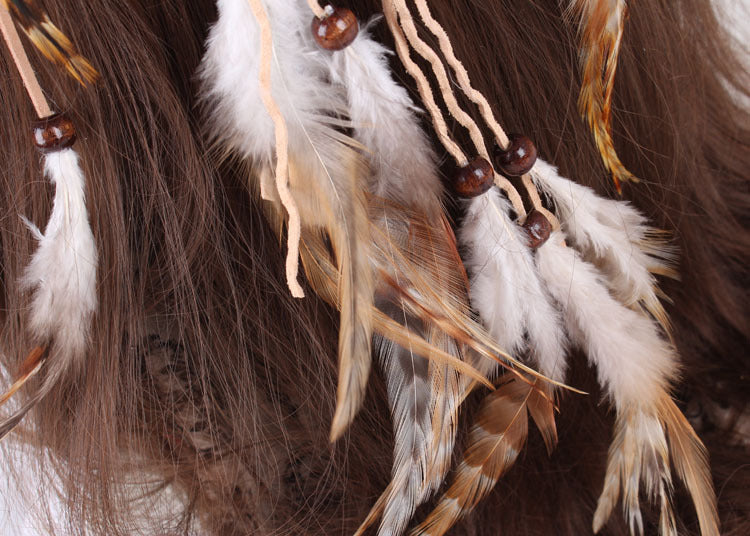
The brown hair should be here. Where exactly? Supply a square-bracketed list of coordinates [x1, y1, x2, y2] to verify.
[0, 0, 747, 534]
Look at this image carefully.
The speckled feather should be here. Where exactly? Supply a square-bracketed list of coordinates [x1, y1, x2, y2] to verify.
[568, 0, 633, 193]
[1, 0, 97, 84]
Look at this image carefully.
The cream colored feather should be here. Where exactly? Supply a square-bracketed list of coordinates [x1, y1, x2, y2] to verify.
[532, 159, 676, 331]
[536, 233, 718, 535]
[201, 0, 375, 441]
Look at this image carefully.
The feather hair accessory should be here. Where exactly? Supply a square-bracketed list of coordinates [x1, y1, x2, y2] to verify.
[0, 7, 98, 439]
[567, 0, 635, 193]
[200, 4, 567, 536]
[363, 2, 719, 535]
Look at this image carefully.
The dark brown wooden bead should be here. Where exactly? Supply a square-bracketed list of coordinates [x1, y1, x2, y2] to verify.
[494, 134, 537, 177]
[32, 113, 76, 153]
[311, 5, 359, 51]
[453, 157, 494, 198]
[523, 210, 552, 249]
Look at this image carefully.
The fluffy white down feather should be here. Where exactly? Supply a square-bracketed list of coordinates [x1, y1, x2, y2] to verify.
[328, 22, 443, 214]
[461, 190, 567, 383]
[201, 0, 332, 158]
[22, 148, 97, 361]
[200, 0, 359, 224]
[531, 159, 674, 310]
[536, 233, 675, 409]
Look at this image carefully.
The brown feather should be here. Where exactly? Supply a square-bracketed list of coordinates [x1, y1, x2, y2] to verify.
[1, 0, 98, 84]
[0, 345, 46, 408]
[568, 0, 634, 193]
[410, 377, 556, 536]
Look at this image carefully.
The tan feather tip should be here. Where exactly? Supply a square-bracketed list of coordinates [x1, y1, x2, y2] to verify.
[328, 410, 351, 443]
[0, 345, 47, 407]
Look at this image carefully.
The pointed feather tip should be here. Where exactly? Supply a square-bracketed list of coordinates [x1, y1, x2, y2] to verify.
[329, 412, 349, 443]
[6, 0, 99, 85]
[0, 345, 47, 408]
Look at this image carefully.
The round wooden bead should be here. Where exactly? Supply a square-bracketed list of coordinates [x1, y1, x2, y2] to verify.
[494, 134, 537, 177]
[32, 113, 76, 153]
[311, 5, 359, 51]
[453, 157, 494, 198]
[522, 210, 552, 249]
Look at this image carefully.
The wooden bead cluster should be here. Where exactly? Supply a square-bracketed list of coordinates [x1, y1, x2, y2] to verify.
[312, 5, 359, 51]
[32, 113, 76, 153]
[451, 135, 539, 198]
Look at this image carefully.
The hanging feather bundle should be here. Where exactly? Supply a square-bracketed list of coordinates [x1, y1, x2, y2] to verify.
[0, 6, 98, 440]
[200, 4, 558, 536]
[1, 140, 98, 441]
[567, 0, 634, 193]
[0, 0, 98, 84]
[411, 161, 715, 534]
[201, 0, 378, 442]
[202, 2, 717, 535]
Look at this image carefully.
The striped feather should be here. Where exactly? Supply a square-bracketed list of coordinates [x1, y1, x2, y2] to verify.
[411, 377, 552, 536]
[568, 0, 633, 193]
[1, 0, 98, 84]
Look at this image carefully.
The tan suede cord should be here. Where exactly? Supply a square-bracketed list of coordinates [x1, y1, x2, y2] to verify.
[383, 0, 467, 165]
[247, 0, 305, 298]
[412, 0, 510, 150]
[388, 0, 526, 218]
[306, 0, 326, 19]
[410, 0, 558, 228]
[0, 7, 53, 118]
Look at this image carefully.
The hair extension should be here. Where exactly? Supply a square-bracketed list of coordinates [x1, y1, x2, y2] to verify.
[0, 1, 747, 535]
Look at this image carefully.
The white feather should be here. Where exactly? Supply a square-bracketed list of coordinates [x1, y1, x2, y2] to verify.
[201, 0, 376, 440]
[461, 190, 567, 383]
[200, 0, 362, 223]
[328, 21, 442, 214]
[22, 148, 97, 362]
[531, 159, 675, 315]
[535, 232, 675, 409]
[201, 0, 336, 159]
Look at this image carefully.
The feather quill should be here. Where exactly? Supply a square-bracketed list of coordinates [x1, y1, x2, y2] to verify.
[532, 159, 675, 330]
[0, 0, 98, 84]
[567, 0, 633, 192]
